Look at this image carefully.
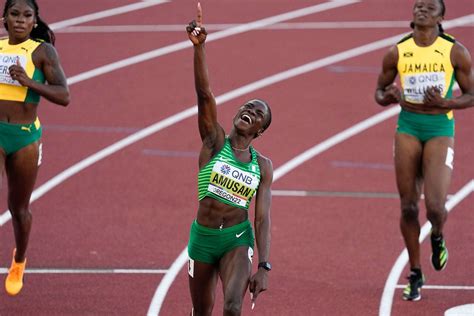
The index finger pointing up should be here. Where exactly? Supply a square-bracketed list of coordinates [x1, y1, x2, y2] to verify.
[196, 2, 203, 26]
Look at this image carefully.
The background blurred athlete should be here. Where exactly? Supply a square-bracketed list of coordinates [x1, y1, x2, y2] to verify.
[1, 0, 70, 296]
[375, 0, 473, 302]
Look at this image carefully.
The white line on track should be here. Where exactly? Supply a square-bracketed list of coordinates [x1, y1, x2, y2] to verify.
[0, 0, 359, 225]
[0, 1, 470, 313]
[0, 268, 168, 274]
[55, 21, 474, 33]
[48, 0, 170, 31]
[379, 180, 474, 316]
[66, 0, 361, 85]
[0, 1, 171, 36]
[146, 14, 474, 315]
[395, 285, 474, 291]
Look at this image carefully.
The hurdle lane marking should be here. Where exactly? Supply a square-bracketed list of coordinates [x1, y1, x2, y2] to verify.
[379, 180, 474, 316]
[146, 14, 474, 315]
[0, 0, 360, 225]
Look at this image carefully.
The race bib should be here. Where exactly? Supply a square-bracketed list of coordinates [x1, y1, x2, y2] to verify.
[402, 72, 446, 104]
[207, 161, 259, 207]
[0, 53, 27, 86]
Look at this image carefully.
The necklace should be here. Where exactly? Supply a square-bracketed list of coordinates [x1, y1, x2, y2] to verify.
[231, 145, 249, 152]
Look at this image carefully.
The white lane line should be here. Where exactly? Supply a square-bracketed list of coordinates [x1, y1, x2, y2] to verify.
[271, 189, 400, 198]
[66, 0, 360, 85]
[55, 21, 474, 33]
[0, 1, 171, 36]
[146, 15, 474, 315]
[395, 285, 474, 290]
[0, 268, 168, 274]
[48, 0, 171, 31]
[0, 0, 359, 226]
[379, 180, 474, 316]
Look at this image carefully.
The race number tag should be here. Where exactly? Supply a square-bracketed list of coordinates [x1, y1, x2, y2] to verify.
[188, 258, 195, 278]
[445, 147, 454, 170]
[403, 72, 445, 104]
[0, 53, 27, 86]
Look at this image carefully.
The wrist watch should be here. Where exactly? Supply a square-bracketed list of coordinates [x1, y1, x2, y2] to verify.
[258, 261, 272, 271]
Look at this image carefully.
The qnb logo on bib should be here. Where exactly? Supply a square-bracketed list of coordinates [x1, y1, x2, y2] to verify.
[403, 72, 446, 104]
[208, 161, 259, 207]
[0, 54, 27, 86]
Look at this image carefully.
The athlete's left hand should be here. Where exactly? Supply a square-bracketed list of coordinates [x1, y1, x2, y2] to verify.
[423, 86, 448, 108]
[8, 58, 30, 86]
[248, 269, 268, 309]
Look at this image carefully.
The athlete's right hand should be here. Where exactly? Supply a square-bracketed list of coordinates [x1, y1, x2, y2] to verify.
[248, 269, 268, 310]
[380, 83, 401, 105]
[186, 2, 207, 45]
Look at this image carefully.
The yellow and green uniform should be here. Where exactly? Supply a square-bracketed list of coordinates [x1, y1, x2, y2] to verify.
[0, 37, 45, 104]
[0, 38, 44, 155]
[396, 33, 456, 141]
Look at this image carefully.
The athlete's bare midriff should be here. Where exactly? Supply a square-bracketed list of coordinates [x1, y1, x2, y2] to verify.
[400, 99, 451, 115]
[0, 100, 38, 123]
[197, 197, 248, 229]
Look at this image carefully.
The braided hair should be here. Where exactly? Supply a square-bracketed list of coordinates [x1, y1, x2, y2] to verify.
[410, 0, 446, 33]
[3, 0, 55, 45]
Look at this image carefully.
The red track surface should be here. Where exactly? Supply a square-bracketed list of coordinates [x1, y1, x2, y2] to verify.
[0, 1, 473, 315]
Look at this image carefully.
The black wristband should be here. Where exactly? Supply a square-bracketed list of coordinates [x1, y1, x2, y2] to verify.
[258, 262, 271, 271]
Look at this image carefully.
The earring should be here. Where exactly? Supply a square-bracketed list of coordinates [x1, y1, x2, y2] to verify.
[34, 23, 38, 28]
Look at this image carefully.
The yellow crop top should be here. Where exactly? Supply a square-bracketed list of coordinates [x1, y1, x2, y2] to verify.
[0, 37, 45, 104]
[397, 33, 456, 105]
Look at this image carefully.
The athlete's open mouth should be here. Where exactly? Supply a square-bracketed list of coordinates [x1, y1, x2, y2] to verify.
[241, 114, 252, 124]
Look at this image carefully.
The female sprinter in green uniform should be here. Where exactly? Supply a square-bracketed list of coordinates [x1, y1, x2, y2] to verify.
[1, 0, 70, 295]
[186, 3, 273, 315]
[375, 0, 473, 302]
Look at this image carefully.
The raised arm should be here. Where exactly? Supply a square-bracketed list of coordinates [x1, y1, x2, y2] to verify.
[187, 3, 224, 155]
[249, 154, 273, 308]
[375, 45, 401, 106]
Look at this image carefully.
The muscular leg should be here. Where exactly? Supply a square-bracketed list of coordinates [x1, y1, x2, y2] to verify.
[394, 133, 423, 269]
[189, 260, 218, 316]
[219, 246, 252, 316]
[422, 137, 453, 236]
[5, 143, 39, 262]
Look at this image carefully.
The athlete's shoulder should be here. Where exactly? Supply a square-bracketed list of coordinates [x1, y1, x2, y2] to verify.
[397, 33, 414, 45]
[439, 32, 456, 44]
[255, 151, 273, 171]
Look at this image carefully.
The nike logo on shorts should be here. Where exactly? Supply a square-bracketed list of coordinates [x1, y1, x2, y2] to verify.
[236, 230, 246, 238]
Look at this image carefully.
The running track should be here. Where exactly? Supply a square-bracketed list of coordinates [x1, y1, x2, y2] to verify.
[0, 1, 473, 315]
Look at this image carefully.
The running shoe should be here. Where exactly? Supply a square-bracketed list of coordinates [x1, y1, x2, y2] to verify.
[5, 249, 26, 296]
[431, 233, 448, 271]
[402, 270, 425, 301]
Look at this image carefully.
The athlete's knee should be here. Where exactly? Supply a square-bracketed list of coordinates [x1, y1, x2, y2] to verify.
[223, 296, 243, 315]
[9, 206, 32, 223]
[400, 202, 419, 221]
[425, 198, 446, 215]
[426, 202, 447, 226]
